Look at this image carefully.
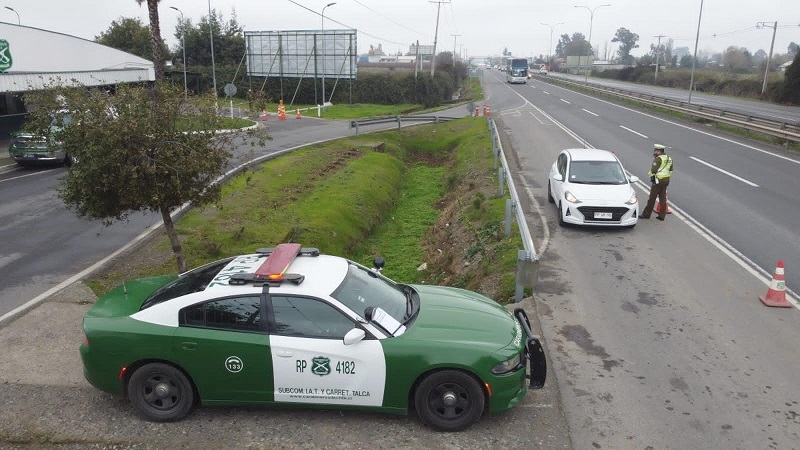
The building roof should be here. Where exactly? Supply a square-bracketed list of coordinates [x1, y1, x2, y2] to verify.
[0, 23, 155, 93]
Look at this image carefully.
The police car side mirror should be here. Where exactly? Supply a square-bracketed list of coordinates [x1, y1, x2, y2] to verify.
[553, 173, 563, 182]
[343, 328, 366, 345]
[373, 257, 385, 271]
[629, 175, 640, 183]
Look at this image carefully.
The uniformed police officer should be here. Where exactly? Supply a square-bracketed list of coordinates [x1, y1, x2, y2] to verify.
[641, 144, 673, 221]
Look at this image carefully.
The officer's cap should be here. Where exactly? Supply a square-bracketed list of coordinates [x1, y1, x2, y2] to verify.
[653, 144, 665, 151]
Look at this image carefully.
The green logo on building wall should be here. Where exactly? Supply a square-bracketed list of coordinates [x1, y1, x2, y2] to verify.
[0, 39, 12, 72]
[311, 356, 331, 376]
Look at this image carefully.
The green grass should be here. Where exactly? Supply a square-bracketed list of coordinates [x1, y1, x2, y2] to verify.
[89, 118, 526, 304]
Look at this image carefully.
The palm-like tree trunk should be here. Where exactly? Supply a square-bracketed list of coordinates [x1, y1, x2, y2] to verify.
[137, 0, 165, 81]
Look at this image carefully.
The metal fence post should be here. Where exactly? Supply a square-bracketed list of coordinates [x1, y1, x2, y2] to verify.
[498, 167, 505, 196]
[505, 199, 513, 237]
[397, 116, 401, 129]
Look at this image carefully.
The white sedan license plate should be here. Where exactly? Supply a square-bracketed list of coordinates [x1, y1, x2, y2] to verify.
[594, 212, 613, 219]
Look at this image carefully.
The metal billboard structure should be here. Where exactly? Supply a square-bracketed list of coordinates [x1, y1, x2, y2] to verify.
[244, 29, 357, 104]
[245, 29, 357, 78]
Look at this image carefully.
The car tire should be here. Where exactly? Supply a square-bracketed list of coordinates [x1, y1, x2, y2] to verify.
[128, 363, 195, 422]
[547, 181, 555, 204]
[64, 154, 76, 167]
[558, 202, 566, 227]
[414, 370, 485, 432]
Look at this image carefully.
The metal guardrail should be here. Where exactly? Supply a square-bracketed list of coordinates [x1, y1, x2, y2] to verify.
[487, 118, 540, 302]
[350, 115, 459, 135]
[542, 76, 800, 145]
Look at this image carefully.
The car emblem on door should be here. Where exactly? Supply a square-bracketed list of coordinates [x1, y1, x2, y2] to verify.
[311, 356, 331, 376]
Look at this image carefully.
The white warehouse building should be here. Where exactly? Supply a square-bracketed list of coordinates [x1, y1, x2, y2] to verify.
[0, 22, 155, 134]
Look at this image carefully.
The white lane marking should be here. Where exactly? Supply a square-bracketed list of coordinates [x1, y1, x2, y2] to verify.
[500, 81, 798, 309]
[542, 91, 551, 95]
[560, 99, 571, 104]
[690, 156, 760, 187]
[582, 108, 598, 117]
[619, 125, 649, 139]
[0, 169, 56, 183]
[542, 82, 800, 165]
[529, 111, 545, 125]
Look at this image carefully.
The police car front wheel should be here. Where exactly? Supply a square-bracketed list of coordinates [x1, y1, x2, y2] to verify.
[128, 363, 195, 422]
[414, 370, 485, 432]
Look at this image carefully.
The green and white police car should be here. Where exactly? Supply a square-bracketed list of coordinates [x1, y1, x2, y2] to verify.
[80, 244, 546, 431]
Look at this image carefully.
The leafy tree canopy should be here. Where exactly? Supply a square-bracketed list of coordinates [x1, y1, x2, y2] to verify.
[21, 82, 262, 272]
[612, 27, 639, 65]
[95, 17, 169, 62]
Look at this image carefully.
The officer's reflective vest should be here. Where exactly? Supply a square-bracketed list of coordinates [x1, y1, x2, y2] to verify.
[650, 154, 673, 179]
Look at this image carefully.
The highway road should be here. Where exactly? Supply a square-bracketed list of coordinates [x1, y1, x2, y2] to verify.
[548, 71, 800, 124]
[482, 70, 800, 449]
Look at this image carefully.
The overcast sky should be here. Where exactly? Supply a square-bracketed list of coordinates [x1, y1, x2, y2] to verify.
[3, 0, 798, 60]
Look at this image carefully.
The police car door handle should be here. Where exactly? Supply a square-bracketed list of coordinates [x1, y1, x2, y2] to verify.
[277, 350, 293, 357]
[180, 342, 198, 350]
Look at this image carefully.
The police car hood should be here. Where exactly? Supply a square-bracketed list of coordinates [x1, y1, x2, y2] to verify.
[404, 284, 517, 348]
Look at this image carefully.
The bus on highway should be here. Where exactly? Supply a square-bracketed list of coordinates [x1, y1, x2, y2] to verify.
[506, 58, 528, 84]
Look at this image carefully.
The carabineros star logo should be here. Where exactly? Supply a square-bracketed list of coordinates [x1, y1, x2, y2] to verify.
[311, 356, 331, 376]
[0, 39, 12, 72]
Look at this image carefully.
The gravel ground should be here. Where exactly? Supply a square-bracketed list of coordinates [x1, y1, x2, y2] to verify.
[0, 283, 571, 450]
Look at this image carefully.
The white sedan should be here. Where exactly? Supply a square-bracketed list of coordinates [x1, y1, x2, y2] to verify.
[547, 148, 640, 227]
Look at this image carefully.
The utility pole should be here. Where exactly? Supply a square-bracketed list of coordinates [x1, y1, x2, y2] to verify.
[430, 0, 450, 77]
[688, 0, 704, 103]
[451, 34, 461, 66]
[653, 34, 665, 83]
[757, 21, 778, 96]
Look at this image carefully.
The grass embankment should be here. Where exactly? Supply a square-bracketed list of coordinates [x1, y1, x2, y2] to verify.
[87, 115, 525, 304]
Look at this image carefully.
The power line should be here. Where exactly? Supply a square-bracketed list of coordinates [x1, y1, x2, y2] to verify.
[350, 0, 431, 39]
[286, 0, 410, 46]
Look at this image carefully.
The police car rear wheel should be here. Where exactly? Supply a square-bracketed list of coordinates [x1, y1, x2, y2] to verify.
[128, 363, 195, 422]
[414, 370, 485, 432]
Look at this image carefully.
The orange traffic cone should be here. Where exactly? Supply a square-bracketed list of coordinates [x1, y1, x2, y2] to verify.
[654, 193, 671, 214]
[484, 104, 491, 116]
[296, 108, 302, 119]
[261, 110, 268, 121]
[760, 261, 792, 307]
[474, 105, 480, 117]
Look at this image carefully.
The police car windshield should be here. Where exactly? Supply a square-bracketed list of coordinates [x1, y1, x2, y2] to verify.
[331, 263, 408, 324]
[140, 257, 234, 310]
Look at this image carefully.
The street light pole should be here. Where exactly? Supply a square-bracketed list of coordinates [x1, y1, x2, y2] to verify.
[170, 7, 188, 100]
[574, 4, 610, 83]
[321, 2, 336, 106]
[4, 6, 19, 25]
[541, 22, 564, 69]
[688, 0, 704, 103]
[208, 0, 217, 102]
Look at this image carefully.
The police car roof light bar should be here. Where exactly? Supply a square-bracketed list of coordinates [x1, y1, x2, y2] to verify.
[255, 246, 320, 257]
[256, 243, 302, 279]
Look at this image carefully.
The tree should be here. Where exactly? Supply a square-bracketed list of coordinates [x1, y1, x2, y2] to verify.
[789, 42, 799, 55]
[782, 50, 800, 104]
[22, 83, 258, 273]
[679, 54, 693, 68]
[723, 46, 752, 71]
[611, 27, 639, 65]
[95, 17, 168, 62]
[175, 9, 244, 66]
[135, 0, 165, 81]
[556, 32, 590, 57]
